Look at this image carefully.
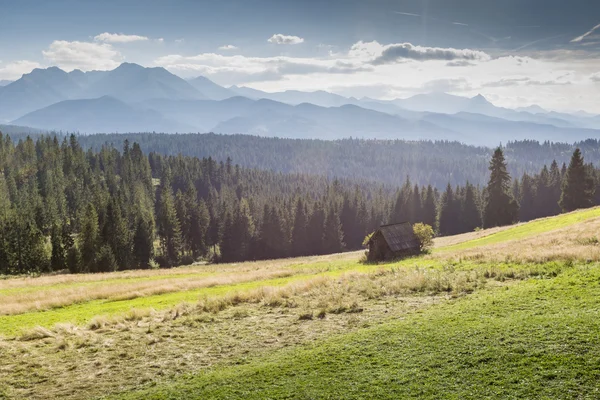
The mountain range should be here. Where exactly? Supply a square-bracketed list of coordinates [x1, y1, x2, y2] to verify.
[1, 63, 600, 146]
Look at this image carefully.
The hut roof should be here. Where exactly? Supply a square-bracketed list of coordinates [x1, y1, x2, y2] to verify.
[376, 222, 420, 252]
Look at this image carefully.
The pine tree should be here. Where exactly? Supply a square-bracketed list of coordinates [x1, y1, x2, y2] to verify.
[79, 204, 99, 273]
[219, 212, 235, 262]
[50, 224, 66, 272]
[189, 199, 210, 258]
[559, 148, 595, 212]
[519, 173, 537, 221]
[323, 204, 344, 253]
[483, 148, 519, 228]
[133, 217, 154, 269]
[437, 184, 458, 236]
[409, 184, 422, 223]
[462, 183, 481, 231]
[422, 185, 437, 228]
[103, 198, 131, 270]
[548, 160, 562, 215]
[291, 198, 309, 256]
[307, 202, 325, 255]
[157, 182, 182, 266]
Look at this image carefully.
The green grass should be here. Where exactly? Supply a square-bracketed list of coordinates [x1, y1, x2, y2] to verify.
[113, 264, 600, 400]
[0, 262, 401, 337]
[437, 207, 600, 252]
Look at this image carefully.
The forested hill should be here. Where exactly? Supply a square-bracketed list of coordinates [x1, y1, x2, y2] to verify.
[44, 133, 600, 188]
[2, 132, 600, 275]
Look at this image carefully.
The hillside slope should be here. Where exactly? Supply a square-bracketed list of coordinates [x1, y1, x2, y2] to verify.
[2, 208, 600, 399]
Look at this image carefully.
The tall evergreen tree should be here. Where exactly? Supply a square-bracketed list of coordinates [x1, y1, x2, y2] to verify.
[79, 204, 99, 273]
[422, 185, 437, 228]
[291, 198, 309, 256]
[307, 202, 326, 255]
[132, 217, 154, 269]
[323, 204, 344, 254]
[483, 148, 519, 228]
[437, 184, 458, 236]
[559, 148, 595, 212]
[462, 182, 481, 231]
[157, 182, 182, 266]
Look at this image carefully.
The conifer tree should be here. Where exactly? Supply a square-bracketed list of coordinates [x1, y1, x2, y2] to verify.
[483, 148, 519, 228]
[519, 173, 537, 221]
[79, 204, 99, 273]
[462, 182, 481, 231]
[103, 198, 131, 270]
[50, 224, 66, 272]
[559, 148, 595, 212]
[548, 160, 562, 215]
[409, 184, 422, 223]
[422, 185, 437, 228]
[307, 202, 325, 255]
[133, 217, 154, 269]
[323, 204, 344, 254]
[437, 184, 458, 236]
[291, 198, 309, 256]
[157, 182, 182, 266]
[219, 212, 235, 262]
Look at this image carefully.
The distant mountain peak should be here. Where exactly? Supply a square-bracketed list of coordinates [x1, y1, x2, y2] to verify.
[471, 93, 488, 102]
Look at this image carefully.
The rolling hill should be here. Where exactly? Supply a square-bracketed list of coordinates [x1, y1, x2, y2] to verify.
[13, 96, 193, 133]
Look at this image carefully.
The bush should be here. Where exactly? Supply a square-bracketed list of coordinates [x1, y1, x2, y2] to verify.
[413, 223, 434, 252]
[362, 232, 374, 247]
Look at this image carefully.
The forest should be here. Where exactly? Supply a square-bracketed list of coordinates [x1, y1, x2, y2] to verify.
[24, 132, 600, 188]
[0, 132, 597, 275]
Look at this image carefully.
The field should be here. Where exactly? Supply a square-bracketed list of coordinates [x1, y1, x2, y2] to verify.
[2, 208, 600, 399]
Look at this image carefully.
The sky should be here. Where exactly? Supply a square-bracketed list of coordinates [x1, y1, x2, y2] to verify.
[1, 0, 600, 112]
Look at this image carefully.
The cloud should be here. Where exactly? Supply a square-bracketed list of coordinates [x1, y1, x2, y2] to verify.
[421, 78, 473, 93]
[42, 40, 122, 71]
[94, 32, 149, 43]
[153, 51, 368, 84]
[156, 38, 164, 43]
[0, 60, 42, 80]
[219, 44, 239, 50]
[571, 23, 600, 43]
[372, 42, 491, 64]
[446, 60, 475, 67]
[268, 34, 304, 45]
[482, 77, 530, 88]
[591, 72, 600, 82]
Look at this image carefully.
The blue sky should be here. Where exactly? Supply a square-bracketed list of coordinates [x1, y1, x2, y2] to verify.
[1, 0, 600, 111]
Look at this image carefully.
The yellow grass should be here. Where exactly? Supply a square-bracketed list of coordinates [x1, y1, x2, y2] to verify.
[0, 252, 360, 316]
[431, 215, 600, 264]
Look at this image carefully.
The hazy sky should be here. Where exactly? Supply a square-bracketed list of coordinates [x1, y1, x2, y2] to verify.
[1, 0, 600, 112]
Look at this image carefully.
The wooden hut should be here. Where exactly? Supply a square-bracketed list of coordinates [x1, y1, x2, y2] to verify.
[367, 222, 421, 261]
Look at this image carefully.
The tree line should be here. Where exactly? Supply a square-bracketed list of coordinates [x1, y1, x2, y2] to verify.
[9, 131, 600, 189]
[0, 132, 597, 275]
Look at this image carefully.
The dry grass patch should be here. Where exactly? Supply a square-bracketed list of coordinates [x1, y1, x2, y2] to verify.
[432, 216, 600, 264]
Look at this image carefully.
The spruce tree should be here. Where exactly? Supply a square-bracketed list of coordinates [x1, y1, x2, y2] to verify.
[133, 217, 154, 269]
[462, 183, 481, 231]
[291, 198, 309, 256]
[157, 182, 182, 266]
[422, 185, 437, 228]
[437, 184, 458, 236]
[79, 204, 99, 273]
[323, 204, 344, 254]
[307, 202, 325, 255]
[519, 173, 537, 221]
[559, 148, 595, 212]
[50, 224, 67, 272]
[483, 147, 519, 228]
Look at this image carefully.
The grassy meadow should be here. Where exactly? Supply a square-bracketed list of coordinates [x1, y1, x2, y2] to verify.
[2, 208, 600, 399]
